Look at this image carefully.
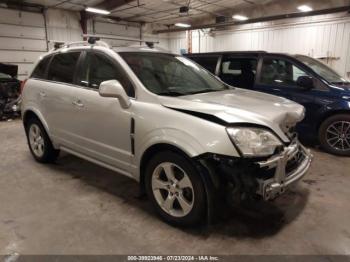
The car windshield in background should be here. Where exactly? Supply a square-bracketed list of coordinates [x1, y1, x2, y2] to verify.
[295, 55, 349, 84]
[119, 52, 229, 96]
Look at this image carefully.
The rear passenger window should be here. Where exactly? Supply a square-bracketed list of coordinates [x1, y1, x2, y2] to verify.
[187, 56, 219, 74]
[78, 52, 135, 97]
[47, 52, 80, 84]
[31, 56, 51, 79]
[219, 57, 257, 89]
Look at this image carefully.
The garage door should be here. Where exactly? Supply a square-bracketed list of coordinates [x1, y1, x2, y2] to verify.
[94, 21, 141, 47]
[0, 8, 47, 80]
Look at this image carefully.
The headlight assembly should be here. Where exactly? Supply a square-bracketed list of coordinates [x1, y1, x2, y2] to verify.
[226, 127, 282, 157]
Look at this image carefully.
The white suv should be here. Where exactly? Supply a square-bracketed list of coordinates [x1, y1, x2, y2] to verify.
[22, 40, 312, 226]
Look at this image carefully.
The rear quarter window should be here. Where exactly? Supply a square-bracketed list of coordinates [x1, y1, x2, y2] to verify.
[31, 56, 51, 80]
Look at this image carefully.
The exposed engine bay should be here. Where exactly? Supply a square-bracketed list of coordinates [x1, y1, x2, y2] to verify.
[0, 63, 22, 120]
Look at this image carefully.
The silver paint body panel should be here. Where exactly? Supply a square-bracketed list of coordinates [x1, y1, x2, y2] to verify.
[22, 45, 306, 181]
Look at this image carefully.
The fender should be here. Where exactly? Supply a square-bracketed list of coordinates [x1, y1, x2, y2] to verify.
[316, 99, 350, 128]
[136, 128, 205, 166]
[22, 106, 52, 140]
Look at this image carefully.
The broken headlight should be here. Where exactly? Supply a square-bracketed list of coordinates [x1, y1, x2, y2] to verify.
[226, 127, 282, 157]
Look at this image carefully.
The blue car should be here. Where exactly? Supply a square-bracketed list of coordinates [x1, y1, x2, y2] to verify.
[186, 51, 350, 156]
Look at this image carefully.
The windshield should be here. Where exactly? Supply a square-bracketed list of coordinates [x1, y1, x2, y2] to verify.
[295, 55, 349, 84]
[119, 52, 229, 96]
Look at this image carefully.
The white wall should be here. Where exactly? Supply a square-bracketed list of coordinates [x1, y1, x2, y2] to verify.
[166, 12, 350, 79]
[0, 8, 47, 79]
[45, 9, 82, 46]
[0, 8, 152, 80]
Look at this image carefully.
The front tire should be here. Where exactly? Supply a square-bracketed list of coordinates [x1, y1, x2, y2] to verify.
[319, 114, 350, 156]
[25, 118, 60, 163]
[145, 151, 206, 226]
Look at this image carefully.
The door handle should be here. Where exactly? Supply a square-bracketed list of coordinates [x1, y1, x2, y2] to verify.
[72, 100, 84, 107]
[39, 91, 47, 98]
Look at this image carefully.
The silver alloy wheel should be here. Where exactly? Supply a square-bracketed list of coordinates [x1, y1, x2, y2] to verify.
[151, 162, 194, 217]
[326, 121, 350, 151]
[28, 124, 45, 158]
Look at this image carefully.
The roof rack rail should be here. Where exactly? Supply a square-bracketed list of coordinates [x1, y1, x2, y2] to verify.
[83, 34, 159, 48]
[48, 39, 110, 52]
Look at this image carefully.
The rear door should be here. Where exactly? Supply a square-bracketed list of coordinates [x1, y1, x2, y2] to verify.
[186, 54, 220, 74]
[44, 51, 82, 145]
[218, 55, 258, 89]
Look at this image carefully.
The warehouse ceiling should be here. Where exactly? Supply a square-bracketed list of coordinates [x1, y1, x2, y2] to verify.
[3, 0, 275, 23]
[2, 0, 350, 26]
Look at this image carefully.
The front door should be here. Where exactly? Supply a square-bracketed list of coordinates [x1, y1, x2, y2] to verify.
[255, 56, 319, 133]
[70, 51, 136, 172]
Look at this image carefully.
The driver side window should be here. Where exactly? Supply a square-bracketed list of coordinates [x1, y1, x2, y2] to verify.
[260, 58, 309, 88]
[78, 52, 135, 97]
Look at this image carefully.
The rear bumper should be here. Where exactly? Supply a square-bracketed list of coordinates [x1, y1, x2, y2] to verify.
[256, 141, 313, 200]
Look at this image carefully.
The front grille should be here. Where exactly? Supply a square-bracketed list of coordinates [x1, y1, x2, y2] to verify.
[286, 148, 305, 176]
[285, 126, 298, 141]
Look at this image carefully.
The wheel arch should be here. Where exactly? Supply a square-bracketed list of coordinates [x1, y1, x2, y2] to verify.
[22, 109, 50, 136]
[317, 109, 350, 131]
[139, 143, 192, 193]
[138, 143, 217, 224]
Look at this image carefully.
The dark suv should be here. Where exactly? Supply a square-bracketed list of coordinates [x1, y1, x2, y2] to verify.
[186, 51, 350, 156]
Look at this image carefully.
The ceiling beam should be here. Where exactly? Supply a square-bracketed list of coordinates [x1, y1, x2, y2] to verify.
[154, 5, 350, 34]
[0, 0, 44, 12]
[94, 0, 135, 11]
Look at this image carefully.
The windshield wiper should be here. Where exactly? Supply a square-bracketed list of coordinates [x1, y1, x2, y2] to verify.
[187, 89, 223, 95]
[157, 91, 186, 97]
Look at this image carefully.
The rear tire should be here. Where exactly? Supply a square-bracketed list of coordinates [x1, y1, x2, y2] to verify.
[145, 151, 206, 226]
[25, 118, 60, 163]
[319, 114, 350, 156]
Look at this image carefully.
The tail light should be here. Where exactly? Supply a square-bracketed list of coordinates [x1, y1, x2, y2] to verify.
[20, 79, 28, 94]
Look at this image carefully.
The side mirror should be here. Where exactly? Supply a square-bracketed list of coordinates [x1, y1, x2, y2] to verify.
[297, 76, 314, 90]
[99, 80, 131, 108]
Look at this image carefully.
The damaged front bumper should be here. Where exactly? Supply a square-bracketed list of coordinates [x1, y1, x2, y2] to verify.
[256, 140, 313, 200]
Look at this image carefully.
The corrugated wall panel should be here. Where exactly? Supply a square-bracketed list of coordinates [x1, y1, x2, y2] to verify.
[94, 21, 141, 47]
[0, 8, 46, 80]
[0, 37, 46, 51]
[166, 13, 350, 78]
[0, 23, 45, 39]
[46, 9, 82, 46]
[0, 8, 44, 27]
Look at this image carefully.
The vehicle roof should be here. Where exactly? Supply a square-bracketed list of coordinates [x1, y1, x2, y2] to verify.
[45, 44, 174, 57]
[185, 51, 302, 58]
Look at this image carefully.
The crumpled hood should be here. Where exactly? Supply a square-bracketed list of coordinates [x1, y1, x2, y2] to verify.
[159, 89, 305, 142]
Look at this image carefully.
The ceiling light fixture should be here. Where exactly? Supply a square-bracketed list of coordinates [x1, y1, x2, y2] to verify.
[85, 7, 111, 15]
[297, 5, 313, 12]
[175, 23, 191, 28]
[233, 15, 248, 21]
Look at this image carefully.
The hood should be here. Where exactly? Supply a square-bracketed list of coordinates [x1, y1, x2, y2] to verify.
[159, 89, 305, 142]
[0, 63, 18, 78]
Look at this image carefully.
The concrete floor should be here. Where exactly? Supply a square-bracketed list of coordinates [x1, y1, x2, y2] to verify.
[0, 120, 350, 255]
